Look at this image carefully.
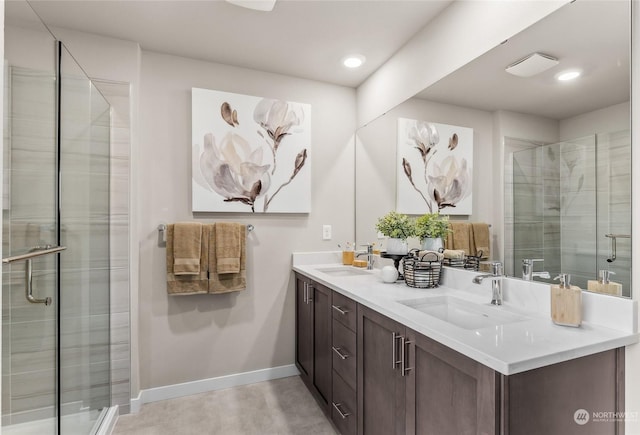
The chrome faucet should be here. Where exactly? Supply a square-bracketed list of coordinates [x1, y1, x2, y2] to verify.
[356, 244, 374, 270]
[522, 258, 551, 281]
[473, 262, 503, 305]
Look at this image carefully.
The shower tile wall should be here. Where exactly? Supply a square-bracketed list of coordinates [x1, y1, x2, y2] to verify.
[596, 130, 631, 296]
[509, 142, 561, 280]
[558, 138, 597, 288]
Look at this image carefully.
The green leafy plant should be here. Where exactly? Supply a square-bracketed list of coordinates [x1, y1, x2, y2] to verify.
[375, 211, 415, 240]
[414, 213, 451, 240]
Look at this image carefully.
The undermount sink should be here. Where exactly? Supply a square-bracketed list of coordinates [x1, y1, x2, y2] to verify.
[316, 266, 371, 277]
[398, 295, 529, 330]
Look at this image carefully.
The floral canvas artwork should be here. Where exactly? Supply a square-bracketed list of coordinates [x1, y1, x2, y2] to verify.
[192, 88, 311, 213]
[397, 118, 473, 215]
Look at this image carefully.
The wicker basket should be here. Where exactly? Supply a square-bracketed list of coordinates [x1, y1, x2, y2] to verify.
[403, 251, 442, 288]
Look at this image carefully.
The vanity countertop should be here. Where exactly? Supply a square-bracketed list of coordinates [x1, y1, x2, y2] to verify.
[293, 253, 638, 375]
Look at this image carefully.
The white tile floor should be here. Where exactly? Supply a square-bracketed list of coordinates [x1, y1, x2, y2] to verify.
[113, 376, 337, 435]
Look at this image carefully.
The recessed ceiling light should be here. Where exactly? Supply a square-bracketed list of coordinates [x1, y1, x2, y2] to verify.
[556, 70, 581, 81]
[342, 55, 366, 69]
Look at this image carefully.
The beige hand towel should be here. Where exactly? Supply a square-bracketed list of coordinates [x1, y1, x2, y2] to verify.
[443, 249, 465, 260]
[166, 224, 209, 295]
[173, 222, 203, 275]
[216, 222, 242, 274]
[449, 222, 472, 255]
[208, 223, 246, 293]
[445, 224, 455, 250]
[471, 223, 490, 259]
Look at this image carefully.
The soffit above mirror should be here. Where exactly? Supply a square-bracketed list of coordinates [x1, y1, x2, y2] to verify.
[416, 0, 629, 120]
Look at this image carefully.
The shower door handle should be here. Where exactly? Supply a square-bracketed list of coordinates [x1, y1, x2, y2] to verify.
[25, 259, 51, 306]
[2, 245, 66, 306]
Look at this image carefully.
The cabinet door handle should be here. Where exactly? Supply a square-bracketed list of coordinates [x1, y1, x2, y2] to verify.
[303, 282, 307, 303]
[307, 284, 313, 304]
[332, 402, 351, 419]
[332, 305, 349, 315]
[332, 346, 349, 360]
[392, 332, 402, 369]
[401, 337, 413, 377]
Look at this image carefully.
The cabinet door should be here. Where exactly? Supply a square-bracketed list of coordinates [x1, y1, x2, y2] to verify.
[405, 328, 498, 435]
[357, 305, 406, 435]
[312, 281, 332, 409]
[295, 274, 313, 381]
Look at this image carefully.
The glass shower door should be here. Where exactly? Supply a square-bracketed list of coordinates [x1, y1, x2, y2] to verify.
[2, 1, 59, 432]
[58, 45, 111, 433]
[3, 3, 112, 433]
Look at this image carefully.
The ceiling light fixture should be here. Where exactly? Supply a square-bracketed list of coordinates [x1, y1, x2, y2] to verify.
[556, 70, 581, 81]
[225, 0, 277, 12]
[342, 54, 366, 69]
[505, 52, 559, 78]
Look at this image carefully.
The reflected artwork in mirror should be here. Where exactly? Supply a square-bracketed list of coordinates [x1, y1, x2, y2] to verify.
[354, 0, 631, 297]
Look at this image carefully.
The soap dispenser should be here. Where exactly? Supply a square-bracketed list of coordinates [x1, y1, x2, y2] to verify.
[587, 270, 622, 296]
[551, 273, 582, 327]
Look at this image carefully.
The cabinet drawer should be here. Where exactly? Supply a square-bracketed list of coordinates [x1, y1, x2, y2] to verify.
[332, 370, 357, 435]
[332, 291, 357, 331]
[332, 319, 357, 390]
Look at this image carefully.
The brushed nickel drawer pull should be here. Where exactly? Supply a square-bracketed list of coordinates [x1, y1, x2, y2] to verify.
[332, 305, 349, 315]
[401, 337, 413, 377]
[392, 332, 402, 369]
[332, 346, 349, 360]
[332, 402, 351, 419]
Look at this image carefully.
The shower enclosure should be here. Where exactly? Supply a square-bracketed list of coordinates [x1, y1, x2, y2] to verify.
[504, 130, 631, 296]
[2, 1, 111, 433]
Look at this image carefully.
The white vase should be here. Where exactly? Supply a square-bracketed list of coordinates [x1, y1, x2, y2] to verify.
[421, 237, 444, 252]
[386, 238, 408, 255]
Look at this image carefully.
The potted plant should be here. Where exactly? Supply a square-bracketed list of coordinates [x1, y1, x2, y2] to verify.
[414, 213, 451, 251]
[375, 211, 415, 254]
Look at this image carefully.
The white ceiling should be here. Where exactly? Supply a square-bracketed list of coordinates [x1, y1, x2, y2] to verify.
[22, 0, 452, 88]
[416, 0, 630, 120]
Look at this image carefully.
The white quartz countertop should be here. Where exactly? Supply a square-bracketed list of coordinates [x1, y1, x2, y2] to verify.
[292, 254, 638, 375]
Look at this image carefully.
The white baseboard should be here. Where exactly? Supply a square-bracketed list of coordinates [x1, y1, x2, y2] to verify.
[129, 364, 299, 414]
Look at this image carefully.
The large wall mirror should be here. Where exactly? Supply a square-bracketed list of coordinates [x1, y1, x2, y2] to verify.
[355, 0, 632, 297]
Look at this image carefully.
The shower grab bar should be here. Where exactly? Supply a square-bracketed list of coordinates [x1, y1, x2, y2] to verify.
[605, 234, 630, 263]
[2, 245, 67, 264]
[2, 246, 66, 306]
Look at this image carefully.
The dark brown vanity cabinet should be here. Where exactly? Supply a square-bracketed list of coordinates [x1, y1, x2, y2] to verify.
[356, 304, 497, 435]
[295, 274, 332, 412]
[404, 327, 497, 435]
[295, 275, 624, 435]
[331, 292, 358, 435]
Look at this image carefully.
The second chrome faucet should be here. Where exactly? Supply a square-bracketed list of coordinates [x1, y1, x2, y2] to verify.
[522, 258, 551, 281]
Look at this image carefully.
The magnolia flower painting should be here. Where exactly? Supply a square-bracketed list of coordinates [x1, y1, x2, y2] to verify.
[192, 88, 311, 213]
[396, 118, 473, 215]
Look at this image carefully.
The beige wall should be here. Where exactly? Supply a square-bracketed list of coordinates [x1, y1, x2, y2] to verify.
[138, 51, 355, 389]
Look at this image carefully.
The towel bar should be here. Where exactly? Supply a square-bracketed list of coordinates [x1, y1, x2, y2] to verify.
[157, 223, 254, 244]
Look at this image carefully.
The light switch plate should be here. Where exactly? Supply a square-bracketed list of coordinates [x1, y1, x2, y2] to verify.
[322, 225, 332, 240]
